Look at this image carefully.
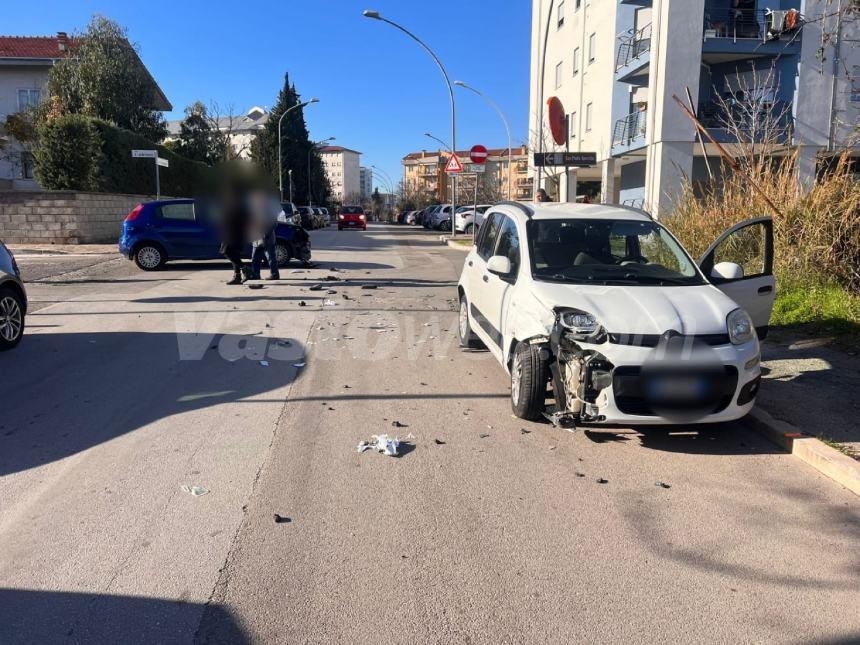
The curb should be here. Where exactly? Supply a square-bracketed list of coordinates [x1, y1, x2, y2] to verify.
[443, 238, 472, 251]
[745, 407, 860, 496]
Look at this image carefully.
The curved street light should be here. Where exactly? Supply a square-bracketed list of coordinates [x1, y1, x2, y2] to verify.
[279, 97, 319, 201]
[423, 132, 451, 152]
[308, 137, 335, 206]
[363, 9, 458, 235]
[455, 80, 513, 201]
[536, 0, 555, 202]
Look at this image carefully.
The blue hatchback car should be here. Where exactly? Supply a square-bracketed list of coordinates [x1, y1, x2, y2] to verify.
[118, 199, 311, 271]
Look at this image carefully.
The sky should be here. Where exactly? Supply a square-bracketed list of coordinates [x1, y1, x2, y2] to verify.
[5, 0, 532, 192]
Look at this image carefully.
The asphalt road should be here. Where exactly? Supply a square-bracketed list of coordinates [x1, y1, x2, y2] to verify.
[1, 225, 858, 645]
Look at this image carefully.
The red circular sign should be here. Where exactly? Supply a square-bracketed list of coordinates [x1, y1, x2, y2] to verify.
[469, 144, 488, 164]
[547, 96, 567, 146]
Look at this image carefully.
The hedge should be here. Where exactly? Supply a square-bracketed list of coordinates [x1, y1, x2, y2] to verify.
[35, 114, 211, 196]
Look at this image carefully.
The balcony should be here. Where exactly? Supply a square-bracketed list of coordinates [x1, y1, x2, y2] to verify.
[702, 8, 802, 60]
[612, 108, 648, 155]
[516, 177, 534, 187]
[615, 24, 651, 84]
[698, 98, 793, 143]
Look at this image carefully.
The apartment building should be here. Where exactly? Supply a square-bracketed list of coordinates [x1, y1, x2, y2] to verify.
[402, 146, 532, 202]
[0, 32, 170, 189]
[319, 145, 361, 204]
[166, 106, 268, 160]
[529, 0, 859, 214]
[359, 166, 373, 200]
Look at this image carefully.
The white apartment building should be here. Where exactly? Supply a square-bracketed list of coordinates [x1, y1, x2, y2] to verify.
[529, 0, 859, 214]
[359, 166, 373, 201]
[320, 146, 361, 204]
[166, 106, 268, 160]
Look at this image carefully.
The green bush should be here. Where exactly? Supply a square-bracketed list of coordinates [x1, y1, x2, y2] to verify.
[34, 114, 210, 196]
[34, 113, 102, 190]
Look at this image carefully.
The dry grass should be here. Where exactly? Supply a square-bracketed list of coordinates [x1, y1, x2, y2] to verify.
[663, 152, 860, 335]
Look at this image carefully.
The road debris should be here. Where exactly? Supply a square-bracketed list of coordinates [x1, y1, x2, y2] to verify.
[434, 439, 446, 445]
[309, 284, 324, 291]
[391, 421, 408, 428]
[361, 284, 378, 290]
[273, 514, 292, 524]
[180, 485, 209, 496]
[259, 361, 269, 367]
[655, 481, 671, 489]
[596, 478, 609, 484]
[248, 284, 263, 290]
[479, 433, 490, 439]
[357, 434, 401, 456]
[575, 472, 585, 478]
[520, 429, 531, 435]
[293, 362, 306, 368]
[298, 301, 307, 307]
[323, 299, 338, 306]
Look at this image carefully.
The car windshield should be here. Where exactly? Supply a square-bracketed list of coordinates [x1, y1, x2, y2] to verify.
[527, 218, 704, 286]
[341, 206, 363, 214]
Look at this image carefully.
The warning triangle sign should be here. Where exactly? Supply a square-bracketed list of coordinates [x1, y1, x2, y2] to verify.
[444, 153, 464, 174]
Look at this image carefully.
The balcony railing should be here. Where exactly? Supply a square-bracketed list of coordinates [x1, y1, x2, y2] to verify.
[615, 24, 651, 71]
[613, 108, 648, 148]
[698, 99, 793, 140]
[703, 8, 801, 42]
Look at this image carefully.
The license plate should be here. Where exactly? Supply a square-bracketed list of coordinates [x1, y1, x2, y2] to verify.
[647, 375, 708, 400]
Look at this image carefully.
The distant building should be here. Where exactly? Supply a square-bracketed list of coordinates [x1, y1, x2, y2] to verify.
[0, 32, 171, 189]
[166, 106, 268, 160]
[359, 166, 373, 200]
[319, 146, 361, 204]
[401, 146, 531, 202]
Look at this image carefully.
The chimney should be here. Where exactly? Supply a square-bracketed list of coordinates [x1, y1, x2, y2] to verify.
[57, 31, 68, 52]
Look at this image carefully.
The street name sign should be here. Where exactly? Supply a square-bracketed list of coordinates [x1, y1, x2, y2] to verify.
[131, 149, 157, 158]
[156, 157, 169, 168]
[464, 163, 486, 174]
[444, 153, 464, 174]
[533, 152, 597, 167]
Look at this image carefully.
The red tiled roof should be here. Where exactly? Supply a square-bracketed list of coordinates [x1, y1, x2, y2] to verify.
[0, 34, 73, 59]
[319, 145, 361, 155]
[402, 146, 528, 161]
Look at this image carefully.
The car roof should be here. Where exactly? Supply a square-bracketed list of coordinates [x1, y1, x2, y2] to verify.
[491, 201, 653, 223]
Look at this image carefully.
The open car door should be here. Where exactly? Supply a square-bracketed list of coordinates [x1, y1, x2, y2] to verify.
[699, 216, 775, 338]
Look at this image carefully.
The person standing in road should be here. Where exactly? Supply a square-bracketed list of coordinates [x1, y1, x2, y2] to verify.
[219, 172, 253, 286]
[250, 195, 281, 281]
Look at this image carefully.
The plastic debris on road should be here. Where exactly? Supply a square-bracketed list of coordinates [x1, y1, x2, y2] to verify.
[180, 485, 209, 496]
[357, 434, 401, 457]
[293, 362, 306, 368]
[323, 299, 338, 306]
[260, 360, 269, 367]
[273, 514, 292, 524]
[655, 481, 671, 489]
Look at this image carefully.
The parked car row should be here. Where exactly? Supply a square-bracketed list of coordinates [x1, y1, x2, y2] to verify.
[295, 205, 331, 229]
[395, 204, 494, 234]
[457, 201, 775, 426]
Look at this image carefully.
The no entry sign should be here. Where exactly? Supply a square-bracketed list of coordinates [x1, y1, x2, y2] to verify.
[469, 145, 488, 164]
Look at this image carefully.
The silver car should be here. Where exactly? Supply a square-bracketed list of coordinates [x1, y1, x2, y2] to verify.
[0, 239, 27, 351]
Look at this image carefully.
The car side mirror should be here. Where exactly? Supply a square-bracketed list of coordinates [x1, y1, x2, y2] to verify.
[487, 255, 513, 277]
[711, 261, 744, 281]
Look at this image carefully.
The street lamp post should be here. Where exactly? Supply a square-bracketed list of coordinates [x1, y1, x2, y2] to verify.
[278, 98, 319, 202]
[536, 0, 555, 202]
[363, 9, 457, 237]
[455, 80, 513, 201]
[307, 137, 335, 206]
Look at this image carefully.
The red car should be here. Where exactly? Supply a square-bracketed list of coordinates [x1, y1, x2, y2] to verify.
[338, 206, 367, 231]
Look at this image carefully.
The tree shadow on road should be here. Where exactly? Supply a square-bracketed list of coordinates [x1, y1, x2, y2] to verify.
[0, 588, 248, 645]
[0, 331, 306, 477]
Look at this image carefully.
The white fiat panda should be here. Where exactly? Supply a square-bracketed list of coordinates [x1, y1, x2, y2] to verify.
[457, 201, 775, 426]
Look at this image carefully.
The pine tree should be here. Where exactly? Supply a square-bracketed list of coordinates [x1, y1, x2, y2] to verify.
[250, 73, 331, 206]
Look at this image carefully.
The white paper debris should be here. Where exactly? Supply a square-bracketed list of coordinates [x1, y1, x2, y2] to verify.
[180, 485, 209, 496]
[293, 362, 306, 368]
[259, 360, 269, 367]
[323, 299, 338, 307]
[356, 434, 400, 457]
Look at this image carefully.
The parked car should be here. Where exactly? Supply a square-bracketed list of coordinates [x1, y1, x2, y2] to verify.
[405, 211, 417, 225]
[431, 204, 458, 230]
[0, 239, 26, 351]
[319, 207, 331, 226]
[422, 205, 440, 229]
[457, 202, 774, 426]
[279, 201, 300, 226]
[119, 199, 311, 271]
[312, 207, 326, 229]
[297, 206, 316, 229]
[338, 205, 367, 231]
[454, 204, 492, 234]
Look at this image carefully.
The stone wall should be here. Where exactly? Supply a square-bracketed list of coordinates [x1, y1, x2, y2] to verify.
[0, 191, 159, 244]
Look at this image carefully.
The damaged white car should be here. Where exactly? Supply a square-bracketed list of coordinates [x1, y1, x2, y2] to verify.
[457, 202, 775, 427]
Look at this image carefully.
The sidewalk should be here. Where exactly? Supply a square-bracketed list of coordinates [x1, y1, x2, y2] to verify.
[7, 244, 117, 255]
[758, 327, 860, 458]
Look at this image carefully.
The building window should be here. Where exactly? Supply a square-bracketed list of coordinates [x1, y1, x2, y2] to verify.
[17, 89, 40, 112]
[573, 48, 580, 76]
[588, 33, 596, 63]
[20, 152, 35, 179]
[555, 61, 563, 89]
[585, 103, 593, 131]
[557, 0, 565, 27]
[569, 112, 577, 139]
[575, 0, 581, 9]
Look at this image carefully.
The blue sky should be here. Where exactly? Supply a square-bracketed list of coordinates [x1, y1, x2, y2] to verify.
[6, 0, 532, 191]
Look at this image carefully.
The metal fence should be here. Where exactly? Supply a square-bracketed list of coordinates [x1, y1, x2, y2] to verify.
[615, 24, 651, 71]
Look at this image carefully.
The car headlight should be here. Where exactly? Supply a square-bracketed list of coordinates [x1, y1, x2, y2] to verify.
[558, 308, 606, 342]
[727, 308, 755, 345]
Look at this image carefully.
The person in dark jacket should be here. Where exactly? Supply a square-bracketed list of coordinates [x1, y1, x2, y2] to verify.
[250, 195, 281, 280]
[219, 186, 252, 285]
